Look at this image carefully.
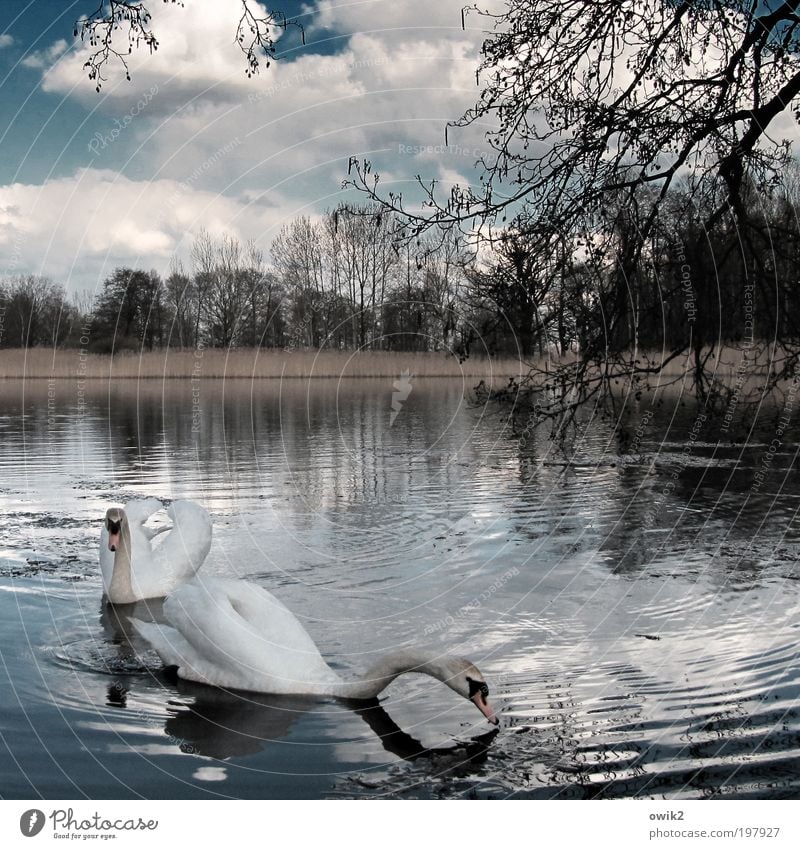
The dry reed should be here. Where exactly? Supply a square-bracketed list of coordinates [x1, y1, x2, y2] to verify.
[0, 347, 528, 381]
[0, 344, 782, 388]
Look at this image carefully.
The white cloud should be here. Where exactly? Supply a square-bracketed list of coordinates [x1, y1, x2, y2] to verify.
[127, 31, 486, 188]
[40, 0, 278, 105]
[38, 0, 490, 192]
[0, 169, 296, 293]
[0, 34, 14, 49]
[4, 0, 494, 287]
[308, 0, 503, 38]
[20, 39, 68, 69]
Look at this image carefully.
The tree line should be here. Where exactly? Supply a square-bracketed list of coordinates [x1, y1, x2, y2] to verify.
[31, 0, 800, 429]
[1, 203, 472, 355]
[2, 182, 799, 364]
[345, 0, 800, 422]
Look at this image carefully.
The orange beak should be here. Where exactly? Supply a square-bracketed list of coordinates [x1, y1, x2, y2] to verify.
[108, 531, 120, 552]
[471, 691, 499, 725]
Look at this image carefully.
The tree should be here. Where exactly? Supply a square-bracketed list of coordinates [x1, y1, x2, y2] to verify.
[410, 230, 469, 352]
[348, 0, 800, 422]
[91, 268, 167, 352]
[165, 260, 198, 349]
[326, 204, 399, 349]
[0, 277, 77, 348]
[203, 234, 247, 348]
[188, 231, 273, 348]
[271, 217, 327, 347]
[466, 230, 559, 358]
[270, 206, 401, 349]
[356, 1, 800, 234]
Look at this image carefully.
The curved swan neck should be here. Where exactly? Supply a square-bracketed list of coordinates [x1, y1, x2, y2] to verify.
[108, 516, 134, 603]
[336, 651, 450, 700]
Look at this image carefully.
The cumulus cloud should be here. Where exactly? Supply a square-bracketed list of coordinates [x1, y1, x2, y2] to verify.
[32, 0, 487, 195]
[0, 34, 14, 49]
[126, 30, 486, 191]
[40, 0, 278, 105]
[308, 0, 503, 38]
[0, 169, 295, 292]
[20, 39, 69, 68]
[4, 0, 495, 287]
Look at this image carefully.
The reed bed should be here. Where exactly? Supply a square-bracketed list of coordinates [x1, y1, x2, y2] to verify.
[0, 344, 783, 389]
[0, 347, 528, 381]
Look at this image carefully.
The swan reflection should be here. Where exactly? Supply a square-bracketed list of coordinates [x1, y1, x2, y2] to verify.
[348, 697, 500, 766]
[97, 586, 499, 770]
[156, 681, 499, 766]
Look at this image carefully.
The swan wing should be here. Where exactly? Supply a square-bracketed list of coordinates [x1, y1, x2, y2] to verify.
[147, 500, 212, 590]
[129, 617, 232, 687]
[122, 499, 211, 599]
[141, 525, 169, 542]
[147, 578, 341, 694]
[123, 498, 164, 525]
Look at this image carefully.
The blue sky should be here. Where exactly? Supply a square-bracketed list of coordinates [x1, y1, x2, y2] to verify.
[0, 1, 492, 292]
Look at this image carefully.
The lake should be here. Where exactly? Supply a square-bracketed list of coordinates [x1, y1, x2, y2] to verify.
[0, 375, 798, 799]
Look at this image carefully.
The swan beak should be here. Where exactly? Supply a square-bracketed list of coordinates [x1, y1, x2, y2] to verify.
[471, 692, 499, 725]
[108, 532, 120, 553]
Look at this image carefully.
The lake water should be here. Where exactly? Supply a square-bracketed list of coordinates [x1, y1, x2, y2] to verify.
[0, 375, 798, 799]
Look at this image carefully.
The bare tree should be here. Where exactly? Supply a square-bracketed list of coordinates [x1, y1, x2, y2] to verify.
[327, 204, 398, 348]
[189, 232, 214, 343]
[202, 233, 246, 347]
[354, 1, 800, 234]
[272, 217, 327, 347]
[242, 239, 283, 348]
[165, 258, 197, 348]
[0, 276, 76, 348]
[348, 0, 800, 420]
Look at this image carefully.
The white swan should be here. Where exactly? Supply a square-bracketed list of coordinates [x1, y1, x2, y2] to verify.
[131, 577, 498, 724]
[100, 498, 212, 604]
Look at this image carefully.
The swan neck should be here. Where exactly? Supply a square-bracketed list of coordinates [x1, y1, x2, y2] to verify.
[108, 518, 134, 602]
[337, 652, 448, 700]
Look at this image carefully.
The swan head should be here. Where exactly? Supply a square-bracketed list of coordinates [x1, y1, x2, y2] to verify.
[442, 658, 498, 725]
[105, 507, 125, 552]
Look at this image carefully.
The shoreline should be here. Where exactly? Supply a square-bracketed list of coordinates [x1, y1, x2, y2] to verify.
[0, 344, 785, 386]
[0, 347, 528, 381]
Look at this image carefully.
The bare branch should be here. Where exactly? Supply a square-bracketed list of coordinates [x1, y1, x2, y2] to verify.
[75, 0, 301, 89]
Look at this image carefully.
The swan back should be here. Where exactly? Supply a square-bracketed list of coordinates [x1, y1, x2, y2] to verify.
[131, 577, 498, 722]
[132, 577, 342, 694]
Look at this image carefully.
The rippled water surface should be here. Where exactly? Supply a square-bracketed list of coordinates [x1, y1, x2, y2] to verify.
[0, 377, 798, 799]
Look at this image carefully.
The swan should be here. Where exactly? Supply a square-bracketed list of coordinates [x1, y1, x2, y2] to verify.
[130, 577, 498, 725]
[100, 498, 212, 604]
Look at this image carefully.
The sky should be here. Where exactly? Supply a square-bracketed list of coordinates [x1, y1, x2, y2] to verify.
[0, 0, 495, 293]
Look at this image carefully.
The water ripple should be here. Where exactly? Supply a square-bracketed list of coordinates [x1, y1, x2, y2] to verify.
[0, 380, 798, 798]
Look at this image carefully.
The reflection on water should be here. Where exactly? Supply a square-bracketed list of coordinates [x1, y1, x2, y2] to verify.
[0, 377, 798, 799]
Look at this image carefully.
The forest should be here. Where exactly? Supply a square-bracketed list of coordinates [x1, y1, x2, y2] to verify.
[1, 176, 798, 368]
[2, 0, 800, 431]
